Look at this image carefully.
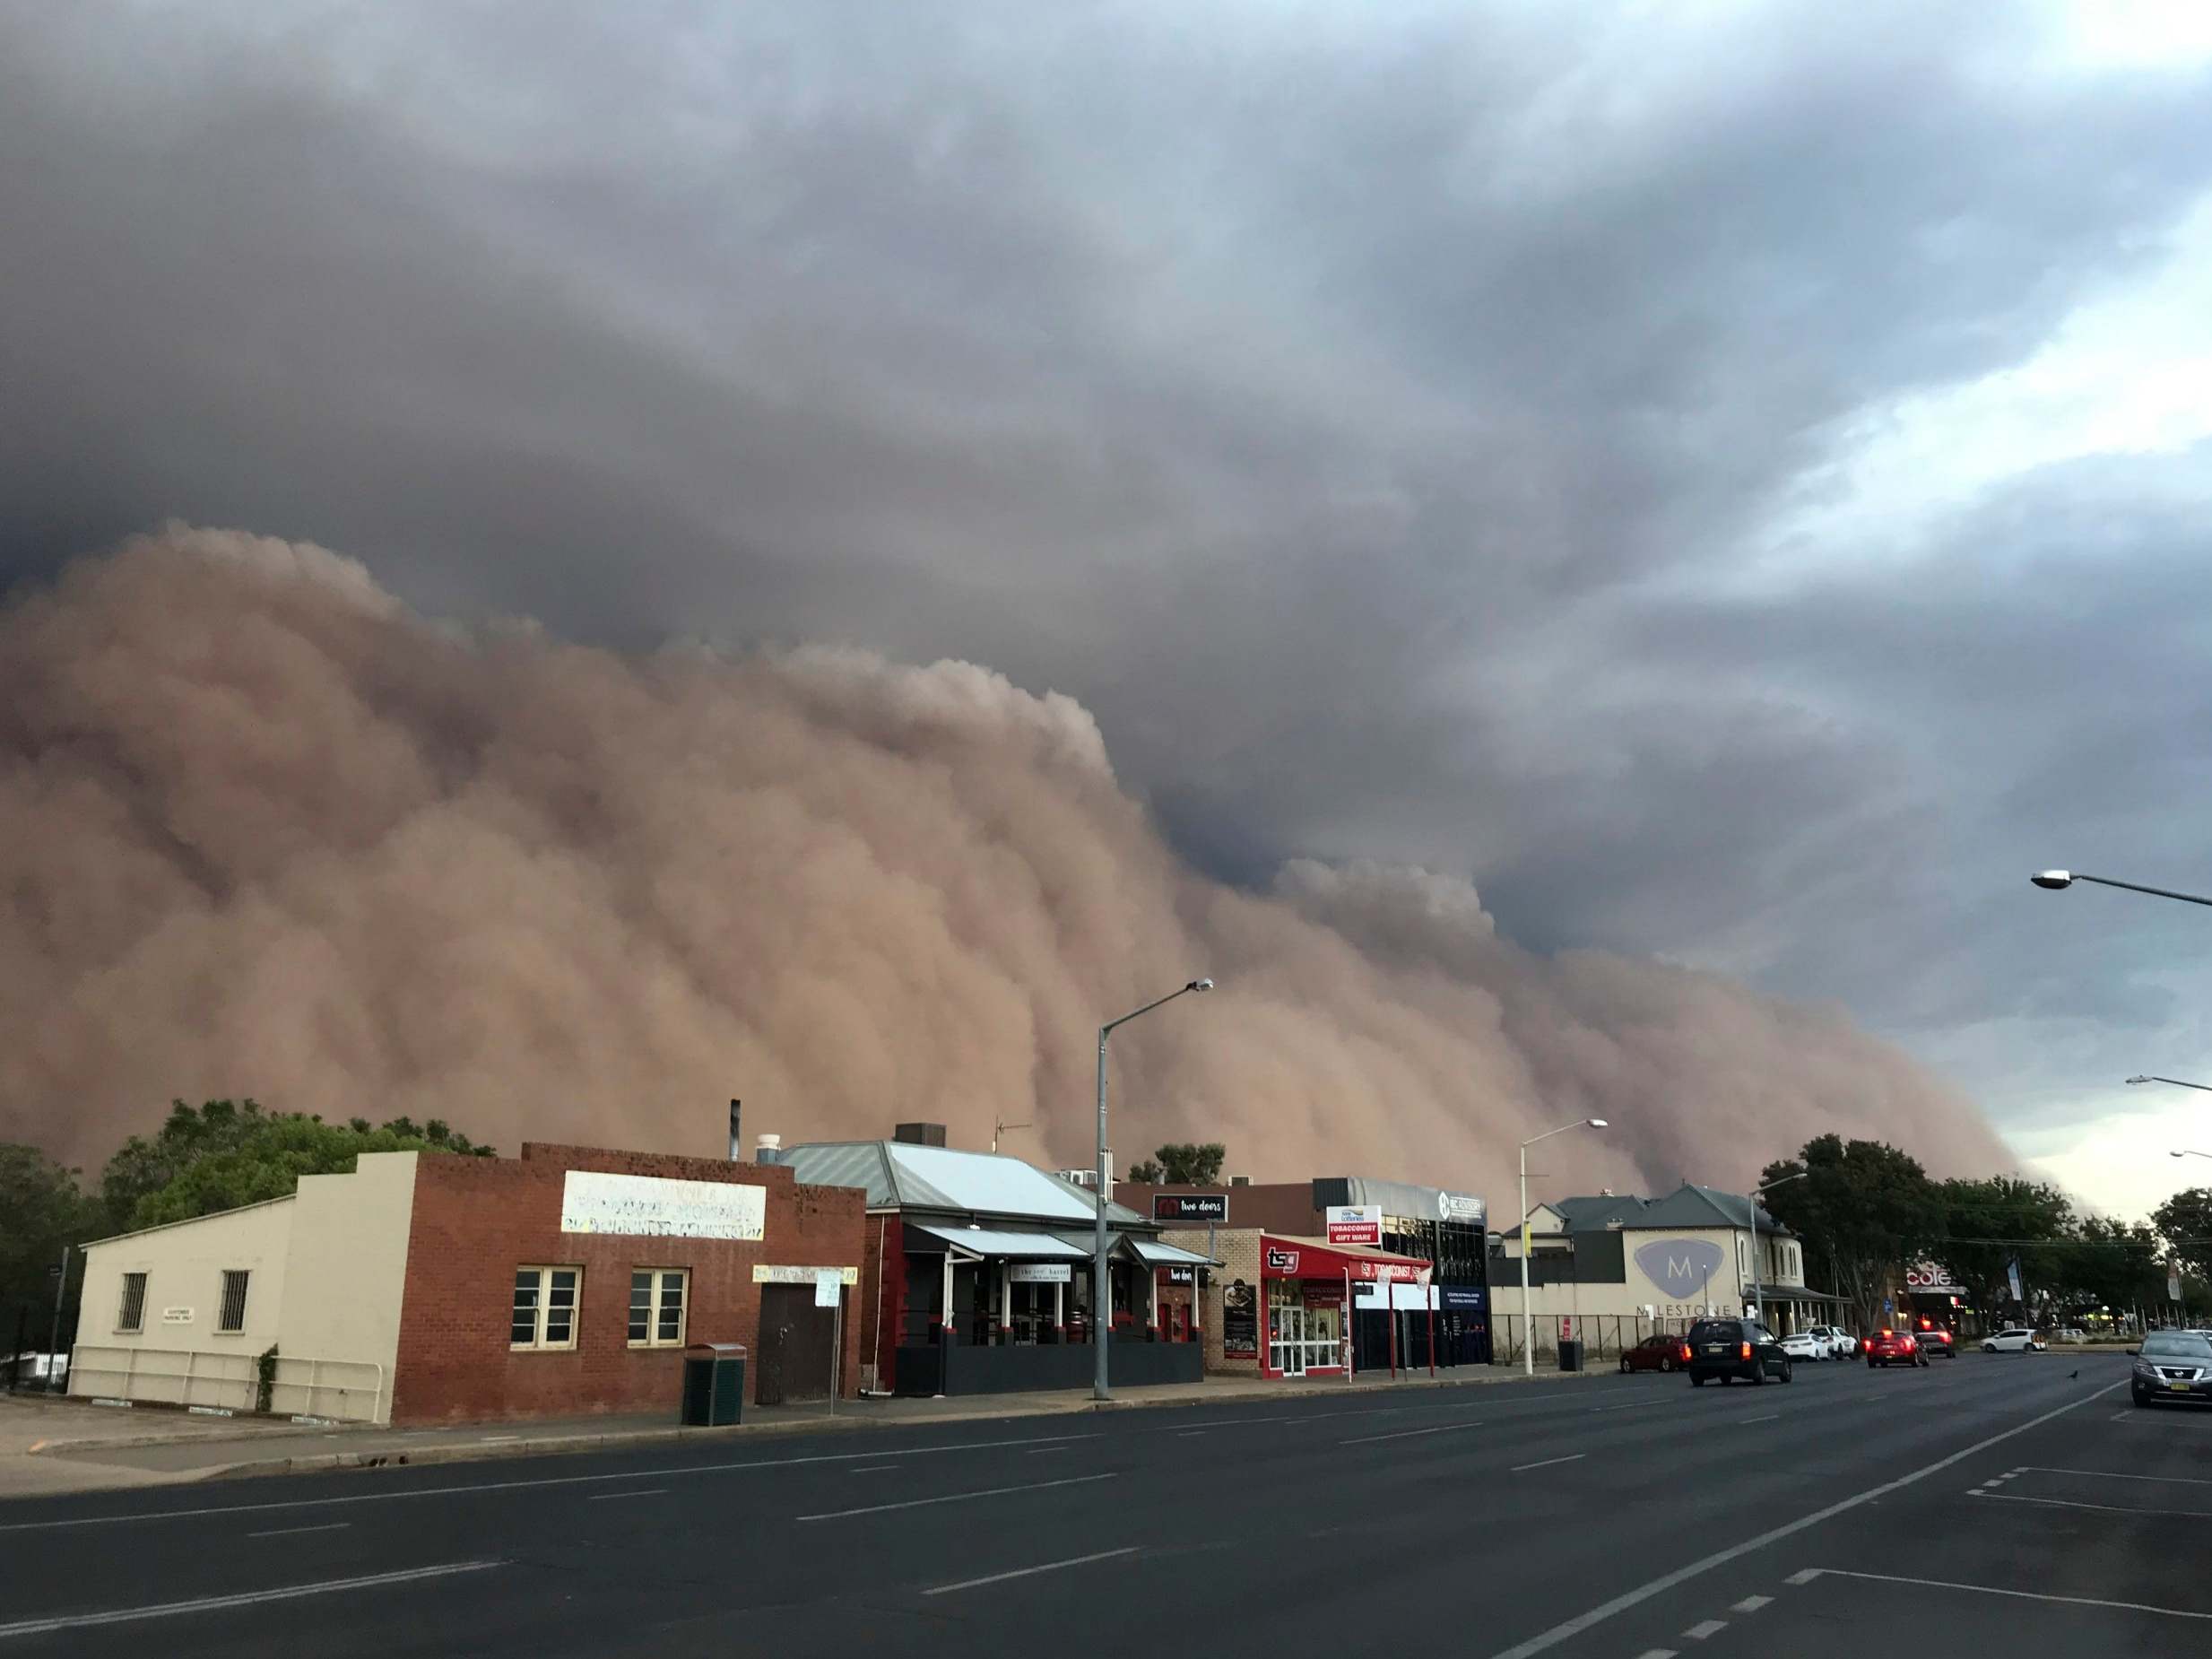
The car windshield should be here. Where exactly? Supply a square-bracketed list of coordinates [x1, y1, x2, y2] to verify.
[2141, 1333, 2212, 1359]
[1687, 1321, 1740, 1343]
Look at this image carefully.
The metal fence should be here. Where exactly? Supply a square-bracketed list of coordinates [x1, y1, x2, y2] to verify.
[67, 1345, 386, 1422]
[1488, 1313, 1702, 1368]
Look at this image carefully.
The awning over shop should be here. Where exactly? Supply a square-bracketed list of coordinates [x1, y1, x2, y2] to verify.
[1759, 1287, 1845, 1305]
[1260, 1234, 1432, 1285]
[1132, 1238, 1216, 1268]
[906, 1224, 1091, 1260]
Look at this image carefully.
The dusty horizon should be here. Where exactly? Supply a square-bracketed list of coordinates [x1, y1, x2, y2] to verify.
[3, 525, 2014, 1205]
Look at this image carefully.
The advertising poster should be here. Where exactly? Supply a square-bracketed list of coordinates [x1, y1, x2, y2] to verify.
[1222, 1279, 1258, 1359]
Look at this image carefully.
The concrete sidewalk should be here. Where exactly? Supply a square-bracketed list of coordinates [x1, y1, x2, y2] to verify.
[3, 1362, 1582, 1496]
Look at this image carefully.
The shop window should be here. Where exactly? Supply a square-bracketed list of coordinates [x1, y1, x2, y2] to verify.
[116, 1272, 148, 1333]
[513, 1266, 581, 1350]
[629, 1269, 688, 1347]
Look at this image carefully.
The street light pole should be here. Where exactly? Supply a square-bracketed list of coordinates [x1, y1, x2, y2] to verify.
[1748, 1172, 1807, 1327]
[2172, 1149, 2212, 1161]
[1094, 977, 1213, 1403]
[1517, 1117, 1609, 1376]
[2031, 870, 2212, 908]
[2130, 1074, 2212, 1094]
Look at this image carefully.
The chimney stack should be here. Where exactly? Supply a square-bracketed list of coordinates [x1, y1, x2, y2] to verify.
[727, 1099, 742, 1162]
[755, 1134, 783, 1166]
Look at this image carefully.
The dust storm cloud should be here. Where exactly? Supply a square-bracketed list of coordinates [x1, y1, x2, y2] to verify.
[1, 526, 2009, 1199]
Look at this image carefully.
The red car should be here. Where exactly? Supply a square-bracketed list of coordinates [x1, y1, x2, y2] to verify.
[1865, 1328, 1929, 1368]
[1620, 1333, 1692, 1374]
[1916, 1325, 1956, 1359]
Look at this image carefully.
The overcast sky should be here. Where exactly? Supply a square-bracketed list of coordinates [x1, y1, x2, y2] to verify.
[7, 3, 2212, 1217]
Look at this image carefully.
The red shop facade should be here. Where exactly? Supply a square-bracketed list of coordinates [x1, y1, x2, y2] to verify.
[1253, 1234, 1434, 1381]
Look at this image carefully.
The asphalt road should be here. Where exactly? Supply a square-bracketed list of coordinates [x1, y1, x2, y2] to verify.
[0, 1351, 2201, 1657]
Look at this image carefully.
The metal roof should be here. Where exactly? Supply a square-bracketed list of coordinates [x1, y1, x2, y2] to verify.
[1131, 1238, 1215, 1267]
[1325, 1177, 1486, 1228]
[777, 1141, 1149, 1226]
[908, 1224, 1093, 1259]
[1531, 1184, 1791, 1238]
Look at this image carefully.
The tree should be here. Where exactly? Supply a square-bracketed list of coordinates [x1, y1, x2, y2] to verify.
[2154, 1187, 2212, 1283]
[101, 1099, 493, 1231]
[1125, 1159, 1164, 1184]
[1759, 1134, 1944, 1333]
[1937, 1176, 2072, 1318]
[1153, 1142, 1227, 1186]
[0, 1146, 102, 1344]
[2054, 1216, 2165, 1316]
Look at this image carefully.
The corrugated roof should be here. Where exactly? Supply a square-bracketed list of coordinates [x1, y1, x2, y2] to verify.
[908, 1224, 1092, 1259]
[1629, 1184, 1791, 1236]
[778, 1141, 1148, 1226]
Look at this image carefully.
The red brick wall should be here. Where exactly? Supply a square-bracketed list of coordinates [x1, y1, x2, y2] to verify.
[856, 1213, 906, 1394]
[390, 1142, 866, 1425]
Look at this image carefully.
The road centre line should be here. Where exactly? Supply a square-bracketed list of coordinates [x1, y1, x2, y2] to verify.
[1791, 1568, 2212, 1621]
[1739, 1415, 1779, 1425]
[1968, 1490, 2212, 1520]
[2016, 1465, 2212, 1486]
[586, 1489, 666, 1501]
[0, 1431, 1104, 1533]
[0, 1561, 502, 1640]
[1511, 1454, 1584, 1473]
[247, 1523, 351, 1539]
[848, 1465, 898, 1474]
[1340, 1420, 1484, 1446]
[1484, 1378, 2127, 1659]
[922, 1545, 1141, 1596]
[797, 1472, 1116, 1522]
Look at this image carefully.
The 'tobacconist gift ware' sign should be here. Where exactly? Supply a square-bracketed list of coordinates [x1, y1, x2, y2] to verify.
[560, 1171, 767, 1240]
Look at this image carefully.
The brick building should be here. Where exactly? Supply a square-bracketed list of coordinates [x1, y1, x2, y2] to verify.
[70, 1142, 867, 1425]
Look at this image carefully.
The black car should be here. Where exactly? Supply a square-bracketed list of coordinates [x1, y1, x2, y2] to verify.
[2131, 1331, 2212, 1407]
[1686, 1317, 1793, 1386]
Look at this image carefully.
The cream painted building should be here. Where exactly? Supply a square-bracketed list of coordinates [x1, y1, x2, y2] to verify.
[72, 1153, 419, 1423]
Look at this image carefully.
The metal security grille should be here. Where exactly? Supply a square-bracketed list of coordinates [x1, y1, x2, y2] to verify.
[117, 1272, 148, 1333]
[218, 1270, 250, 1333]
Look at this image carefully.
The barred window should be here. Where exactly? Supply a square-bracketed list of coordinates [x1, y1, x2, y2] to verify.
[629, 1269, 688, 1347]
[117, 1272, 148, 1333]
[513, 1267, 581, 1350]
[217, 1270, 250, 1333]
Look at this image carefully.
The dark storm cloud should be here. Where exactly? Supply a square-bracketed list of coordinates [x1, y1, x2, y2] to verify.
[4, 4, 2212, 1157]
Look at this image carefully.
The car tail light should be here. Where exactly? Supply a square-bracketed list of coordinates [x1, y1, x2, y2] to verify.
[1740, 1341, 1752, 1359]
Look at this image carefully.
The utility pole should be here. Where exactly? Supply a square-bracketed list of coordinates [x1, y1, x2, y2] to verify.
[46, 1246, 68, 1394]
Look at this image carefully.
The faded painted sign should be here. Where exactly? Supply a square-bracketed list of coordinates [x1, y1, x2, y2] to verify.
[560, 1171, 765, 1240]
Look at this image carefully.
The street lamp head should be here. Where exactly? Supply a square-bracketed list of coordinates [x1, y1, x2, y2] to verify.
[1187, 977, 1214, 993]
[2128, 1075, 2152, 1085]
[1586, 1117, 1609, 1129]
[2030, 870, 2075, 890]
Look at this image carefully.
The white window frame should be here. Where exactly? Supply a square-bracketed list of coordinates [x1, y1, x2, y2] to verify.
[117, 1272, 148, 1334]
[216, 1269, 251, 1333]
[629, 1268, 689, 1348]
[512, 1265, 583, 1351]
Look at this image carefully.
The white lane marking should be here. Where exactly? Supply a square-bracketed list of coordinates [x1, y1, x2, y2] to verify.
[1739, 1415, 1780, 1424]
[586, 1489, 666, 1502]
[1026, 1446, 1070, 1455]
[0, 1431, 1104, 1533]
[848, 1465, 898, 1475]
[797, 1471, 1116, 1523]
[2015, 1465, 2212, 1487]
[1730, 1595, 1772, 1613]
[1178, 1431, 1209, 1438]
[477, 1436, 521, 1444]
[246, 1523, 351, 1539]
[1589, 1401, 1665, 1413]
[1511, 1454, 1585, 1473]
[1972, 1491, 2212, 1520]
[1793, 1568, 2212, 1621]
[922, 1545, 1141, 1596]
[1633, 1651, 1678, 1659]
[1340, 1420, 1485, 1446]
[1682, 1620, 1727, 1639]
[0, 1560, 501, 1639]
[1483, 1378, 2126, 1659]
[2108, 1410, 2131, 1422]
[1783, 1569, 1820, 1586]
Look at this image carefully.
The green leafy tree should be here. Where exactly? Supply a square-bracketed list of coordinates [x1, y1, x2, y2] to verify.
[0, 1146, 102, 1338]
[1937, 1177, 2072, 1317]
[1125, 1159, 1164, 1184]
[2154, 1187, 2212, 1283]
[1153, 1142, 1227, 1186]
[103, 1100, 493, 1231]
[2053, 1216, 2165, 1316]
[1759, 1134, 1944, 1333]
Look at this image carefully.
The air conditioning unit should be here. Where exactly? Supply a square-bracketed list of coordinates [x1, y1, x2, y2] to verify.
[1056, 1168, 1099, 1189]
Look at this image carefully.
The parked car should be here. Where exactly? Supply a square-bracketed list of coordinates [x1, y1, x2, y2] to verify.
[1620, 1333, 1691, 1374]
[1916, 1326, 1956, 1359]
[1863, 1328, 1928, 1368]
[1982, 1328, 2045, 1353]
[1686, 1317, 1793, 1386]
[2130, 1331, 2212, 1407]
[1778, 1331, 1827, 1362]
[1811, 1325, 1856, 1357]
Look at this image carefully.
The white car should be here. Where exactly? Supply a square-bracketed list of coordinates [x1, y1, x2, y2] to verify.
[1778, 1331, 1827, 1361]
[1810, 1325, 1854, 1358]
[1982, 1328, 2046, 1353]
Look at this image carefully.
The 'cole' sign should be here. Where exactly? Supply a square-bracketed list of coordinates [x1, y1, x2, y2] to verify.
[1151, 1193, 1229, 1223]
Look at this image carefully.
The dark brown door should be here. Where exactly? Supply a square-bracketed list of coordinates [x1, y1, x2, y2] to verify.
[756, 1285, 838, 1404]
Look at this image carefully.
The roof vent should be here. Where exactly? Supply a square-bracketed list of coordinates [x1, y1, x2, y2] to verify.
[1230, 1175, 1250, 1187]
[893, 1122, 947, 1147]
[754, 1134, 783, 1166]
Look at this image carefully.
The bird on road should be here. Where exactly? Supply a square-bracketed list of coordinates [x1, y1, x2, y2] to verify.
[2069, 1369, 2079, 1379]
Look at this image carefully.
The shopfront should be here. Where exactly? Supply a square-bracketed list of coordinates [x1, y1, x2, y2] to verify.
[1257, 1235, 1432, 1380]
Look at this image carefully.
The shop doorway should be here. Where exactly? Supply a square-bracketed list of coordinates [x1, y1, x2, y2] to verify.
[757, 1285, 838, 1404]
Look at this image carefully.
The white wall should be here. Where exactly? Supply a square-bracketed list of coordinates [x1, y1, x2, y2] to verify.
[277, 1152, 420, 1423]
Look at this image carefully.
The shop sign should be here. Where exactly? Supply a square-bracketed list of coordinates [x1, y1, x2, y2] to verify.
[563, 1170, 766, 1240]
[1162, 1265, 1194, 1285]
[161, 1307, 193, 1325]
[752, 1264, 860, 1285]
[1265, 1246, 1302, 1273]
[1326, 1204, 1383, 1246]
[1010, 1263, 1072, 1284]
[1223, 1280, 1258, 1358]
[1152, 1193, 1228, 1222]
[1904, 1262, 1960, 1291]
[1439, 1285, 1487, 1311]
[1351, 1259, 1428, 1284]
[814, 1271, 842, 1308]
[1436, 1191, 1485, 1223]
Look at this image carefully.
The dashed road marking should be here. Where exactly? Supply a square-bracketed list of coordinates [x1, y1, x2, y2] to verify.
[1340, 1420, 1485, 1446]
[922, 1545, 1141, 1596]
[1510, 1454, 1585, 1473]
[1791, 1568, 2211, 1622]
[0, 1561, 502, 1638]
[1739, 1414, 1780, 1424]
[1973, 1491, 2212, 1521]
[797, 1471, 1117, 1523]
[586, 1489, 665, 1502]
[2013, 1466, 2212, 1487]
[247, 1523, 351, 1539]
[1730, 1595, 1772, 1613]
[1682, 1620, 1728, 1639]
[1783, 1569, 1821, 1586]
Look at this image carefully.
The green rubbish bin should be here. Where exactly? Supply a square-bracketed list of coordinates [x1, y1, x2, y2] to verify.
[1557, 1338, 1584, 1373]
[681, 1342, 746, 1426]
